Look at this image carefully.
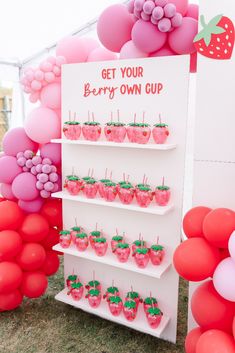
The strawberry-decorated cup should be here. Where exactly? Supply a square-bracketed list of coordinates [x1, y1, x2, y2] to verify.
[66, 274, 78, 291]
[85, 280, 101, 292]
[150, 245, 165, 266]
[103, 286, 120, 301]
[127, 123, 139, 143]
[133, 123, 151, 144]
[70, 282, 84, 301]
[146, 307, 163, 329]
[132, 239, 147, 254]
[123, 300, 137, 321]
[103, 182, 117, 202]
[152, 123, 169, 144]
[82, 121, 101, 141]
[98, 179, 111, 198]
[83, 179, 98, 199]
[155, 185, 171, 206]
[86, 289, 101, 308]
[114, 243, 130, 263]
[144, 297, 158, 314]
[94, 237, 108, 257]
[111, 235, 123, 252]
[63, 121, 81, 140]
[118, 184, 135, 205]
[104, 122, 114, 142]
[64, 176, 82, 196]
[125, 291, 142, 310]
[59, 230, 71, 248]
[70, 226, 82, 244]
[74, 232, 89, 252]
[111, 122, 126, 143]
[108, 296, 123, 316]
[133, 248, 150, 269]
[135, 185, 153, 208]
[89, 230, 101, 249]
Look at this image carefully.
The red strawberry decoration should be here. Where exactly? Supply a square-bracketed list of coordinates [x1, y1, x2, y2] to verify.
[194, 15, 235, 60]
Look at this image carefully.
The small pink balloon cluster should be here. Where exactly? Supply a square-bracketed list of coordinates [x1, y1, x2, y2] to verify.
[16, 150, 59, 199]
[128, 0, 183, 32]
[20, 56, 66, 103]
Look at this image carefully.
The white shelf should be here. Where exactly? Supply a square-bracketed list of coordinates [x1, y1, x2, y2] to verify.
[55, 288, 170, 338]
[52, 192, 174, 216]
[53, 244, 171, 279]
[51, 139, 177, 151]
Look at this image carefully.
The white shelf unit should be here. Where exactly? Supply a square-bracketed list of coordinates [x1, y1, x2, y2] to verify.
[53, 244, 172, 279]
[56, 288, 170, 339]
[52, 191, 174, 216]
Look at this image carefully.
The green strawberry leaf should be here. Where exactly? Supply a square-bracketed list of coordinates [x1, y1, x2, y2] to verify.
[207, 14, 223, 27]
[212, 26, 226, 34]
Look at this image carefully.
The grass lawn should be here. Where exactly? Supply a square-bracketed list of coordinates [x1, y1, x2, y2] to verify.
[0, 263, 188, 353]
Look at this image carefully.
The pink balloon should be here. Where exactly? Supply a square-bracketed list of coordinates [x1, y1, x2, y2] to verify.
[3, 127, 38, 157]
[190, 52, 197, 73]
[97, 4, 135, 52]
[120, 40, 149, 59]
[87, 48, 117, 62]
[44, 72, 55, 83]
[40, 83, 61, 110]
[40, 143, 61, 166]
[56, 36, 89, 64]
[85, 38, 100, 56]
[150, 44, 177, 57]
[0, 156, 22, 184]
[12, 173, 39, 201]
[0, 184, 16, 201]
[213, 258, 235, 302]
[132, 19, 167, 54]
[29, 92, 40, 103]
[168, 17, 198, 54]
[18, 198, 44, 213]
[186, 4, 199, 20]
[170, 0, 188, 16]
[24, 107, 60, 144]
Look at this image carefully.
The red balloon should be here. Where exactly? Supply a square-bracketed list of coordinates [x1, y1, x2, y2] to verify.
[0, 201, 24, 231]
[191, 280, 235, 333]
[16, 243, 46, 271]
[203, 208, 235, 248]
[0, 230, 22, 261]
[0, 289, 23, 311]
[196, 330, 235, 353]
[173, 238, 220, 281]
[183, 206, 211, 238]
[19, 213, 49, 242]
[220, 248, 231, 261]
[0, 261, 23, 294]
[40, 227, 60, 250]
[233, 316, 235, 340]
[185, 327, 203, 353]
[40, 199, 62, 228]
[41, 251, 60, 276]
[21, 271, 48, 298]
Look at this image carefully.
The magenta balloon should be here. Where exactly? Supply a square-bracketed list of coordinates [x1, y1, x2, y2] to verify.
[40, 83, 61, 109]
[87, 48, 118, 62]
[0, 183, 16, 201]
[97, 4, 135, 52]
[40, 143, 61, 166]
[120, 40, 149, 59]
[18, 197, 44, 213]
[0, 156, 22, 184]
[132, 20, 167, 53]
[3, 127, 38, 157]
[85, 38, 100, 56]
[12, 173, 39, 201]
[170, 0, 188, 15]
[150, 44, 177, 57]
[168, 17, 198, 54]
[24, 107, 60, 144]
[186, 4, 199, 20]
[56, 36, 89, 63]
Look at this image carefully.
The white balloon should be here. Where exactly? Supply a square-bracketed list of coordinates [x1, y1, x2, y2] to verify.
[228, 231, 235, 261]
[213, 257, 235, 302]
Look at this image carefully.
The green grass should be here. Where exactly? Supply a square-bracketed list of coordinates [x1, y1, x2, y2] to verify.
[0, 264, 188, 353]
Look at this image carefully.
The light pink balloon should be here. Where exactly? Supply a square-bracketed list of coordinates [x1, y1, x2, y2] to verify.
[120, 40, 149, 59]
[213, 257, 235, 302]
[186, 3, 199, 20]
[40, 83, 61, 109]
[170, 0, 188, 15]
[150, 44, 176, 57]
[97, 4, 135, 52]
[168, 17, 198, 54]
[18, 197, 44, 213]
[3, 127, 38, 156]
[56, 36, 89, 64]
[228, 231, 235, 261]
[29, 92, 40, 103]
[0, 183, 16, 201]
[0, 156, 22, 184]
[12, 172, 39, 201]
[40, 143, 61, 166]
[132, 19, 167, 53]
[85, 38, 100, 56]
[25, 107, 60, 144]
[87, 48, 117, 62]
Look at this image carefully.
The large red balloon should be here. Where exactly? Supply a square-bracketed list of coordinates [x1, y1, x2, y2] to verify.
[173, 238, 220, 281]
[191, 280, 235, 333]
[233, 316, 235, 340]
[40, 199, 62, 228]
[41, 251, 60, 276]
[203, 208, 235, 248]
[185, 327, 203, 353]
[0, 262, 23, 294]
[196, 330, 235, 353]
[183, 206, 211, 238]
[40, 227, 60, 250]
[0, 230, 22, 261]
[16, 243, 46, 271]
[0, 201, 24, 231]
[21, 271, 48, 298]
[0, 289, 23, 311]
[19, 214, 49, 242]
